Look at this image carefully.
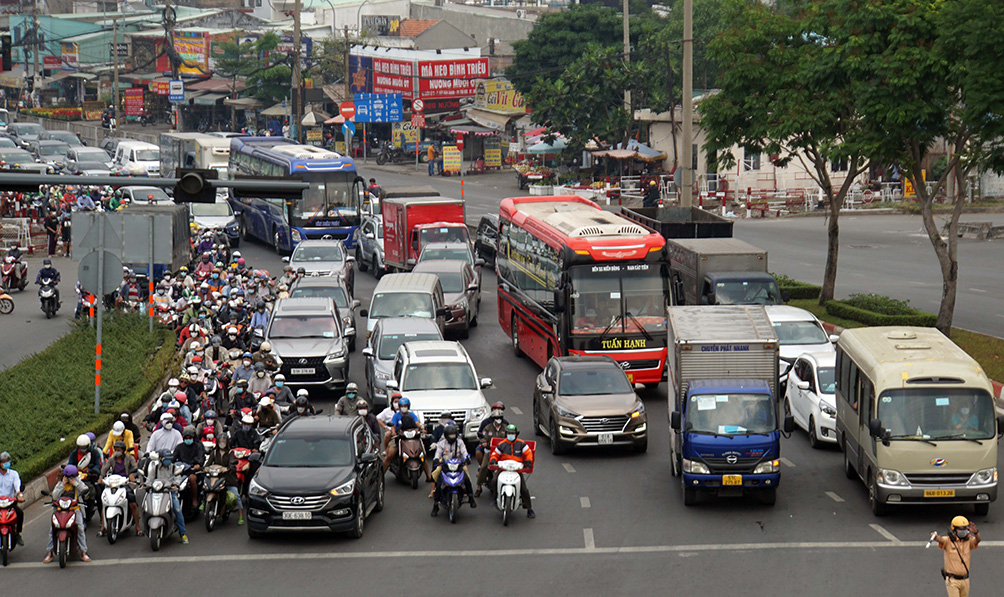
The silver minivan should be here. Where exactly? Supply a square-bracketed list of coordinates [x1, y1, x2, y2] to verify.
[266, 297, 353, 391]
[359, 273, 447, 340]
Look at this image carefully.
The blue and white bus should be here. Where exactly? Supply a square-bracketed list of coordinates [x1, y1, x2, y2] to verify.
[228, 137, 368, 252]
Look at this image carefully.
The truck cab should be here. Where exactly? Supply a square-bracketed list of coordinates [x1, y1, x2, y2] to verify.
[671, 379, 791, 505]
[698, 272, 784, 306]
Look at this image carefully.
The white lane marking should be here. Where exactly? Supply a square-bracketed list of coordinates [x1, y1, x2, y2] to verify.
[580, 497, 591, 509]
[12, 540, 1004, 569]
[969, 288, 987, 293]
[584, 528, 595, 550]
[997, 314, 1004, 319]
[562, 463, 576, 473]
[825, 491, 844, 503]
[780, 457, 795, 468]
[511, 406, 523, 415]
[869, 523, 902, 544]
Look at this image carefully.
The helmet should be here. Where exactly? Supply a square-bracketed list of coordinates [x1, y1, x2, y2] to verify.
[258, 396, 272, 407]
[242, 351, 253, 358]
[182, 426, 197, 438]
[76, 434, 89, 448]
[190, 341, 201, 351]
[236, 378, 248, 387]
[63, 465, 78, 477]
[953, 516, 971, 529]
[160, 412, 175, 422]
[398, 397, 411, 408]
[205, 409, 217, 420]
[295, 396, 309, 407]
[491, 401, 505, 411]
[254, 361, 265, 371]
[0, 451, 10, 462]
[112, 440, 126, 450]
[168, 378, 180, 387]
[241, 413, 255, 425]
[260, 341, 271, 352]
[297, 388, 309, 397]
[112, 421, 125, 435]
[346, 382, 358, 394]
[274, 374, 285, 382]
[174, 391, 187, 402]
[212, 335, 222, 346]
[440, 410, 452, 419]
[356, 398, 369, 409]
[158, 449, 174, 463]
[167, 400, 181, 410]
[86, 432, 96, 443]
[444, 424, 459, 441]
[228, 327, 239, 336]
[188, 323, 199, 334]
[43, 257, 51, 266]
[296, 267, 305, 275]
[505, 424, 518, 437]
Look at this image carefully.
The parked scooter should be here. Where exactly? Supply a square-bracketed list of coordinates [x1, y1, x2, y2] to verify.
[100, 474, 134, 544]
[491, 459, 526, 527]
[0, 289, 13, 315]
[202, 464, 234, 533]
[375, 142, 408, 165]
[44, 492, 81, 568]
[435, 457, 470, 524]
[38, 275, 59, 318]
[390, 428, 427, 489]
[0, 495, 22, 566]
[1, 254, 27, 292]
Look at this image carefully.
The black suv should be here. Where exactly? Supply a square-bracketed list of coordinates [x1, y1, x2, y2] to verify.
[474, 213, 499, 264]
[246, 416, 384, 538]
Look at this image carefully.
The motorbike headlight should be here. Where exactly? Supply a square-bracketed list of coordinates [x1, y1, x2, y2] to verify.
[682, 459, 710, 475]
[555, 405, 580, 419]
[152, 480, 165, 491]
[969, 467, 997, 486]
[877, 468, 909, 487]
[329, 479, 355, 496]
[248, 479, 268, 497]
[753, 460, 780, 474]
[819, 402, 837, 417]
[291, 229, 302, 243]
[52, 514, 60, 527]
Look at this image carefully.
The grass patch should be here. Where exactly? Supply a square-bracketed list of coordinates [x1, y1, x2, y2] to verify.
[0, 314, 176, 481]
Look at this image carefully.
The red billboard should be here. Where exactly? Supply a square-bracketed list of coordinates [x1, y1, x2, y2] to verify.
[124, 88, 145, 116]
[372, 58, 414, 98]
[417, 58, 488, 100]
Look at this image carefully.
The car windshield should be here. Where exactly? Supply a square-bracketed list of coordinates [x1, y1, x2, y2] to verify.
[369, 292, 434, 319]
[292, 244, 344, 262]
[268, 315, 339, 339]
[879, 388, 995, 440]
[714, 280, 781, 305]
[39, 144, 67, 156]
[420, 226, 469, 246]
[419, 247, 471, 264]
[0, 150, 32, 162]
[290, 286, 349, 309]
[0, 139, 15, 148]
[558, 369, 632, 396]
[402, 363, 477, 391]
[686, 393, 776, 435]
[50, 132, 81, 146]
[264, 437, 352, 467]
[816, 367, 836, 394]
[77, 162, 109, 171]
[135, 149, 159, 161]
[378, 332, 441, 360]
[570, 264, 668, 334]
[773, 321, 828, 345]
[11, 124, 42, 136]
[435, 272, 465, 294]
[131, 188, 170, 203]
[77, 149, 108, 161]
[190, 202, 232, 217]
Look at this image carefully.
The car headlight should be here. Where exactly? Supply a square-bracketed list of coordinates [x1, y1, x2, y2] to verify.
[682, 459, 709, 474]
[248, 479, 267, 497]
[324, 348, 346, 362]
[753, 460, 780, 474]
[291, 229, 302, 242]
[330, 479, 355, 496]
[630, 402, 646, 418]
[969, 467, 997, 486]
[877, 468, 909, 487]
[470, 405, 488, 421]
[555, 405, 580, 419]
[375, 371, 393, 381]
[819, 402, 837, 417]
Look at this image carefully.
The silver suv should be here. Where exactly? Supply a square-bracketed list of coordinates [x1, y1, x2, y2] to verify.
[285, 238, 355, 296]
[265, 297, 353, 391]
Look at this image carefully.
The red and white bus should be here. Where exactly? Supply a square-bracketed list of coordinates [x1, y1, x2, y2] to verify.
[497, 195, 670, 387]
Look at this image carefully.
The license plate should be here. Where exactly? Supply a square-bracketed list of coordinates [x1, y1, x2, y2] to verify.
[598, 433, 613, 445]
[281, 511, 311, 520]
[290, 368, 315, 375]
[722, 475, 742, 486]
[924, 489, 955, 498]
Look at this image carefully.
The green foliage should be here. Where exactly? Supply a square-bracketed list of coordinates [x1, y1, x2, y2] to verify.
[0, 315, 176, 481]
[825, 299, 937, 328]
[308, 39, 348, 88]
[214, 33, 292, 104]
[843, 293, 914, 316]
[770, 273, 822, 300]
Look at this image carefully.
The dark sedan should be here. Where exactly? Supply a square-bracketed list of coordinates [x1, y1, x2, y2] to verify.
[246, 416, 384, 538]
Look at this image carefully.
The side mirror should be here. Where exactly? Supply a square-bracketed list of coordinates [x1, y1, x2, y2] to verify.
[796, 380, 810, 391]
[346, 255, 355, 263]
[829, 334, 840, 343]
[359, 309, 368, 317]
[281, 256, 290, 263]
[385, 380, 399, 390]
[248, 453, 261, 463]
[343, 327, 356, 338]
[480, 377, 493, 388]
[555, 290, 566, 313]
[997, 414, 1004, 438]
[467, 282, 478, 292]
[699, 294, 710, 305]
[540, 383, 553, 395]
[781, 290, 791, 304]
[868, 418, 884, 438]
[362, 347, 373, 358]
[436, 307, 450, 318]
[351, 299, 361, 310]
[359, 452, 378, 464]
[670, 411, 681, 431]
[364, 232, 375, 239]
[783, 415, 795, 433]
[475, 258, 486, 267]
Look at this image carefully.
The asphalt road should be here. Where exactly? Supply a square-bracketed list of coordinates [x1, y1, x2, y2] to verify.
[5, 234, 1004, 594]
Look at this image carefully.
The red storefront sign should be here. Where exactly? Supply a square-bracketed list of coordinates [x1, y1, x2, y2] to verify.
[43, 56, 61, 69]
[417, 58, 488, 100]
[372, 58, 413, 98]
[124, 88, 145, 116]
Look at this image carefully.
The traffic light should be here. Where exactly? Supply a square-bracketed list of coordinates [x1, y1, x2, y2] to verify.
[173, 168, 218, 203]
[1, 34, 11, 72]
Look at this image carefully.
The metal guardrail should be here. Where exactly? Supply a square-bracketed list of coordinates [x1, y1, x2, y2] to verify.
[13, 114, 159, 146]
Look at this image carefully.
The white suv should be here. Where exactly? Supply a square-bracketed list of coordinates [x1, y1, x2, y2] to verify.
[385, 340, 492, 442]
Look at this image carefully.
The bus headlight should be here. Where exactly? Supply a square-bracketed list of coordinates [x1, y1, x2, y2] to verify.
[291, 229, 302, 242]
[682, 459, 709, 475]
[969, 468, 997, 486]
[753, 460, 780, 474]
[877, 468, 909, 487]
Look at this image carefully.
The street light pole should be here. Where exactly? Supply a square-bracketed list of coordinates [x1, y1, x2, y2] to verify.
[292, 0, 303, 143]
[622, 0, 630, 111]
[356, 0, 371, 35]
[680, 0, 694, 208]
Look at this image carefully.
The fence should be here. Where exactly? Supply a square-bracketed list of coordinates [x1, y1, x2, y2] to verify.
[1, 217, 46, 253]
[13, 114, 159, 147]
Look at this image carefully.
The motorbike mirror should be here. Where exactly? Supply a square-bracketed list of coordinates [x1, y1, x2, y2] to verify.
[359, 452, 378, 464]
[359, 309, 368, 317]
[248, 453, 261, 463]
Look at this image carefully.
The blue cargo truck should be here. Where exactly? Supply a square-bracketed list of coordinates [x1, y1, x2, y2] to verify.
[667, 305, 793, 506]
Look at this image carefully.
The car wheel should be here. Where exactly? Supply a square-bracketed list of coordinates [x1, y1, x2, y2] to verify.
[373, 256, 383, 279]
[349, 500, 365, 538]
[683, 486, 698, 507]
[349, 337, 356, 352]
[532, 397, 543, 436]
[808, 416, 821, 449]
[357, 248, 368, 271]
[459, 323, 470, 339]
[470, 302, 479, 327]
[240, 217, 249, 241]
[842, 438, 856, 480]
[549, 419, 567, 455]
[869, 471, 888, 516]
[374, 475, 385, 512]
[974, 502, 990, 517]
[511, 316, 523, 358]
[273, 230, 283, 255]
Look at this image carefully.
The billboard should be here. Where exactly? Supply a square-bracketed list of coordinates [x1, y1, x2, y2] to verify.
[372, 58, 414, 98]
[473, 79, 526, 114]
[361, 15, 401, 36]
[416, 58, 489, 100]
[175, 32, 208, 76]
[350, 55, 372, 95]
[124, 88, 144, 116]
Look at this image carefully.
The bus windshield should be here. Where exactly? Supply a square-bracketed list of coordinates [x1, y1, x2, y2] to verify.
[569, 265, 667, 335]
[288, 174, 358, 228]
[687, 393, 776, 435]
[879, 388, 995, 441]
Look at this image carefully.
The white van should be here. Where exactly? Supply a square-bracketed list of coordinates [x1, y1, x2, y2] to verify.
[114, 141, 161, 176]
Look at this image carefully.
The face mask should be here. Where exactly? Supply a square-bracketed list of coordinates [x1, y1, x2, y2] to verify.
[196, 350, 204, 356]
[212, 274, 219, 279]
[184, 439, 193, 445]
[347, 393, 356, 400]
[297, 407, 306, 414]
[961, 408, 970, 416]
[276, 382, 284, 388]
[114, 451, 123, 458]
[207, 419, 215, 426]
[400, 406, 409, 413]
[506, 434, 516, 441]
[257, 371, 265, 378]
[1, 462, 9, 470]
[241, 425, 251, 432]
[239, 387, 247, 393]
[163, 422, 173, 430]
[955, 529, 971, 540]
[359, 409, 368, 417]
[243, 360, 252, 367]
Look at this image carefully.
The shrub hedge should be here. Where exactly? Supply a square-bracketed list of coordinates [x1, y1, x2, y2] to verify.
[825, 299, 938, 327]
[0, 315, 176, 481]
[771, 273, 822, 301]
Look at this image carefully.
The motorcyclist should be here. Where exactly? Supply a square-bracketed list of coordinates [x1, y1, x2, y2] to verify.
[383, 398, 432, 482]
[147, 412, 183, 454]
[102, 420, 135, 458]
[256, 395, 282, 429]
[252, 341, 279, 372]
[231, 413, 261, 451]
[334, 382, 363, 416]
[489, 424, 535, 518]
[117, 274, 141, 307]
[197, 410, 224, 445]
[231, 352, 255, 385]
[286, 394, 316, 421]
[475, 401, 510, 495]
[205, 433, 245, 525]
[247, 362, 272, 396]
[430, 424, 476, 516]
[67, 434, 102, 485]
[194, 253, 213, 277]
[248, 302, 269, 330]
[272, 374, 294, 410]
[430, 410, 456, 443]
[146, 450, 188, 544]
[96, 441, 142, 538]
[0, 452, 25, 547]
[173, 427, 205, 512]
[222, 325, 246, 351]
[35, 257, 61, 306]
[277, 265, 296, 288]
[378, 392, 402, 450]
[43, 465, 91, 563]
[229, 378, 257, 421]
[357, 398, 384, 439]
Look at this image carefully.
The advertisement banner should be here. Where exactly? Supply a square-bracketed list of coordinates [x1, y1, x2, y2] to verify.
[391, 121, 419, 148]
[473, 79, 527, 114]
[349, 55, 372, 95]
[485, 136, 502, 168]
[442, 145, 462, 173]
[61, 43, 79, 69]
[175, 32, 208, 76]
[361, 15, 401, 36]
[373, 59, 414, 98]
[306, 129, 322, 146]
[417, 98, 460, 114]
[417, 58, 488, 100]
[124, 88, 144, 117]
[83, 100, 105, 121]
[43, 56, 61, 69]
[151, 80, 170, 95]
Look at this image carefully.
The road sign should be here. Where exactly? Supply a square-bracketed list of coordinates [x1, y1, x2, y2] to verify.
[352, 93, 403, 123]
[411, 114, 425, 128]
[77, 250, 124, 296]
[342, 120, 356, 139]
[456, 135, 464, 151]
[110, 43, 128, 59]
[168, 80, 185, 102]
[412, 98, 424, 113]
[340, 102, 356, 119]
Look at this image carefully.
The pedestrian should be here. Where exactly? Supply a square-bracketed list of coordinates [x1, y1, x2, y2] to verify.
[932, 515, 981, 597]
[643, 179, 660, 208]
[427, 143, 437, 176]
[43, 210, 59, 256]
[59, 204, 72, 258]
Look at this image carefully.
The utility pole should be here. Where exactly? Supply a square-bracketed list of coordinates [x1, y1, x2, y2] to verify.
[680, 0, 694, 208]
[113, 18, 120, 129]
[291, 0, 303, 143]
[622, 0, 630, 111]
[164, 0, 181, 131]
[343, 26, 350, 104]
[32, 0, 39, 94]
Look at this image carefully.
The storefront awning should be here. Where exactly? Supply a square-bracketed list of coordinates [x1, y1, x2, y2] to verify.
[39, 70, 74, 86]
[193, 92, 227, 105]
[0, 66, 26, 88]
[224, 97, 267, 109]
[465, 108, 515, 132]
[188, 78, 245, 93]
[448, 125, 496, 136]
[68, 72, 97, 80]
[261, 103, 289, 117]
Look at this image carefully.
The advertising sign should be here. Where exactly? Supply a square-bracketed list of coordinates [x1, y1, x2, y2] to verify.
[349, 55, 372, 95]
[372, 58, 414, 98]
[61, 43, 79, 69]
[442, 145, 462, 173]
[391, 121, 419, 148]
[175, 32, 208, 76]
[169, 80, 185, 102]
[473, 79, 527, 114]
[306, 129, 322, 145]
[361, 15, 401, 36]
[124, 88, 144, 117]
[353, 93, 403, 123]
[43, 56, 61, 69]
[416, 58, 488, 100]
[485, 136, 502, 168]
[418, 98, 460, 114]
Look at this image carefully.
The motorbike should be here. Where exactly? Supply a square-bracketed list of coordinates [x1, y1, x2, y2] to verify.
[141, 460, 188, 552]
[38, 275, 59, 318]
[390, 428, 427, 489]
[375, 142, 409, 165]
[0, 495, 21, 566]
[436, 457, 470, 524]
[491, 459, 527, 527]
[100, 474, 134, 544]
[1, 255, 27, 292]
[258, 425, 278, 453]
[231, 447, 254, 500]
[43, 491, 81, 568]
[71, 452, 98, 523]
[139, 110, 156, 127]
[202, 464, 233, 533]
[0, 289, 13, 314]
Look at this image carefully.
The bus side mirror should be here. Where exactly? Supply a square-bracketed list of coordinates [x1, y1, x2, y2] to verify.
[670, 411, 681, 430]
[783, 415, 795, 433]
[998, 415, 1004, 438]
[555, 290, 566, 313]
[868, 418, 889, 444]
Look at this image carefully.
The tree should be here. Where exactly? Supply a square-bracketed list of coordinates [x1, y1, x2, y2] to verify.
[700, 0, 873, 306]
[307, 39, 348, 88]
[214, 33, 291, 104]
